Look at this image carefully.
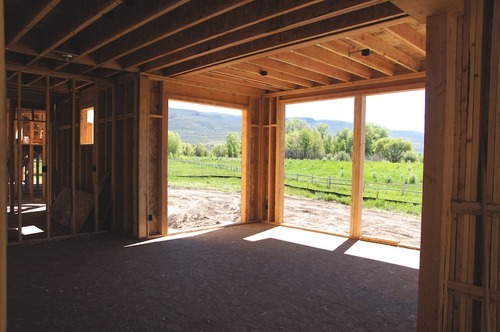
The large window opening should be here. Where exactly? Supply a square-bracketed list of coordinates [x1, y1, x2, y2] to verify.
[362, 90, 424, 247]
[167, 100, 243, 232]
[282, 90, 424, 247]
[283, 97, 354, 236]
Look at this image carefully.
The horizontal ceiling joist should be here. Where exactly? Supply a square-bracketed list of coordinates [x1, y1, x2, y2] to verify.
[161, 2, 407, 77]
[5, 0, 61, 47]
[23, 0, 124, 56]
[6, 64, 113, 84]
[347, 33, 420, 72]
[94, 0, 253, 64]
[249, 57, 333, 85]
[142, 0, 388, 73]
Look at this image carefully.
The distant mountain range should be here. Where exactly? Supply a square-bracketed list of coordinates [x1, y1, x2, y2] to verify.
[169, 108, 424, 153]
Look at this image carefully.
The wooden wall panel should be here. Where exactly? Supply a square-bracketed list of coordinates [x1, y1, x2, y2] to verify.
[419, 0, 500, 330]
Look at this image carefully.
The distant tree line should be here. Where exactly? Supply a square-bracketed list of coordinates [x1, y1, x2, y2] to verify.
[168, 131, 241, 158]
[286, 119, 419, 162]
[168, 119, 420, 163]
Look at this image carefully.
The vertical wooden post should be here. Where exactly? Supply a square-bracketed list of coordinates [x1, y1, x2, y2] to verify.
[0, 0, 8, 327]
[17, 72, 22, 242]
[274, 100, 285, 223]
[45, 76, 51, 237]
[137, 75, 149, 238]
[241, 101, 251, 222]
[350, 94, 366, 238]
[71, 79, 76, 234]
[111, 85, 116, 231]
[94, 84, 100, 232]
[158, 83, 168, 234]
[8, 89, 14, 215]
[417, 12, 457, 332]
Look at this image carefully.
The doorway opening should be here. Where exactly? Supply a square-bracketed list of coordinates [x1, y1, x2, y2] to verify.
[283, 97, 354, 236]
[167, 100, 243, 232]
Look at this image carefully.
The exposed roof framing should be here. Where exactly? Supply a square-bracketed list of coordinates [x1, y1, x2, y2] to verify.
[5, 0, 426, 97]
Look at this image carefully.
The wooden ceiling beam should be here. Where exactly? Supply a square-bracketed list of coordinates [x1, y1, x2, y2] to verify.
[181, 74, 266, 96]
[5, 0, 61, 47]
[6, 63, 112, 84]
[231, 62, 314, 88]
[93, 0, 251, 64]
[161, 2, 406, 77]
[205, 71, 282, 92]
[215, 67, 297, 91]
[389, 0, 463, 23]
[69, 0, 188, 57]
[127, 0, 374, 69]
[270, 52, 351, 82]
[295, 45, 373, 79]
[22, 0, 124, 56]
[249, 57, 332, 85]
[320, 39, 396, 76]
[347, 33, 420, 72]
[384, 23, 426, 56]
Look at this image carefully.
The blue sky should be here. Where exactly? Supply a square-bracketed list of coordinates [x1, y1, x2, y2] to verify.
[169, 89, 425, 133]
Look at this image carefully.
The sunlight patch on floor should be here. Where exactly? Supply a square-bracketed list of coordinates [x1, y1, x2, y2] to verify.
[244, 226, 347, 251]
[344, 240, 420, 269]
[8, 225, 45, 235]
[124, 228, 221, 248]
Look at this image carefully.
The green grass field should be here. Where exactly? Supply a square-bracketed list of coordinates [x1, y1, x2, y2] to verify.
[168, 157, 423, 215]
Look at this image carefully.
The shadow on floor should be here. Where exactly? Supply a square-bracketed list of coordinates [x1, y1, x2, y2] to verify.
[8, 223, 418, 331]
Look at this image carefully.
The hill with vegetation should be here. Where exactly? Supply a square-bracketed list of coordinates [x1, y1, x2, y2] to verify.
[168, 108, 424, 153]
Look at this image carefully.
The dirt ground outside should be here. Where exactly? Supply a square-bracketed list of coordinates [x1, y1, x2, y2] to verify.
[168, 187, 421, 247]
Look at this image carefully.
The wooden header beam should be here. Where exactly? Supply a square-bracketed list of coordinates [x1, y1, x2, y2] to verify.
[6, 64, 113, 84]
[390, 0, 463, 23]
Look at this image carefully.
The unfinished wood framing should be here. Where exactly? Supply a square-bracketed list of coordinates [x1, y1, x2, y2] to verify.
[350, 94, 366, 238]
[0, 0, 7, 328]
[417, 12, 457, 331]
[45, 76, 51, 237]
[3, 1, 500, 330]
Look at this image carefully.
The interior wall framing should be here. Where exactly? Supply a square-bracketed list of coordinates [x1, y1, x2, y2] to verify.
[417, 0, 500, 330]
[1, 0, 7, 328]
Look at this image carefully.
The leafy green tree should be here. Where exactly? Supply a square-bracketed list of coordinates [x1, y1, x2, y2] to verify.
[225, 132, 241, 158]
[374, 137, 413, 162]
[168, 131, 182, 157]
[285, 130, 301, 159]
[332, 128, 353, 155]
[194, 143, 209, 157]
[285, 119, 308, 133]
[181, 142, 194, 156]
[323, 133, 335, 155]
[401, 150, 419, 162]
[365, 123, 389, 156]
[315, 123, 330, 140]
[212, 144, 227, 157]
[298, 128, 313, 158]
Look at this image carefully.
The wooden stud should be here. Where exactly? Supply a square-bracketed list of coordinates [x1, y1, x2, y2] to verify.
[111, 85, 116, 232]
[158, 82, 168, 234]
[138, 75, 149, 238]
[71, 79, 76, 235]
[0, 0, 8, 327]
[45, 76, 51, 237]
[241, 101, 251, 222]
[17, 72, 22, 242]
[274, 100, 285, 223]
[350, 94, 366, 238]
[417, 12, 457, 331]
[94, 84, 99, 232]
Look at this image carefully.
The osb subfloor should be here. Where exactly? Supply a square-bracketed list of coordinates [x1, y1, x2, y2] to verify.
[8, 223, 419, 331]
